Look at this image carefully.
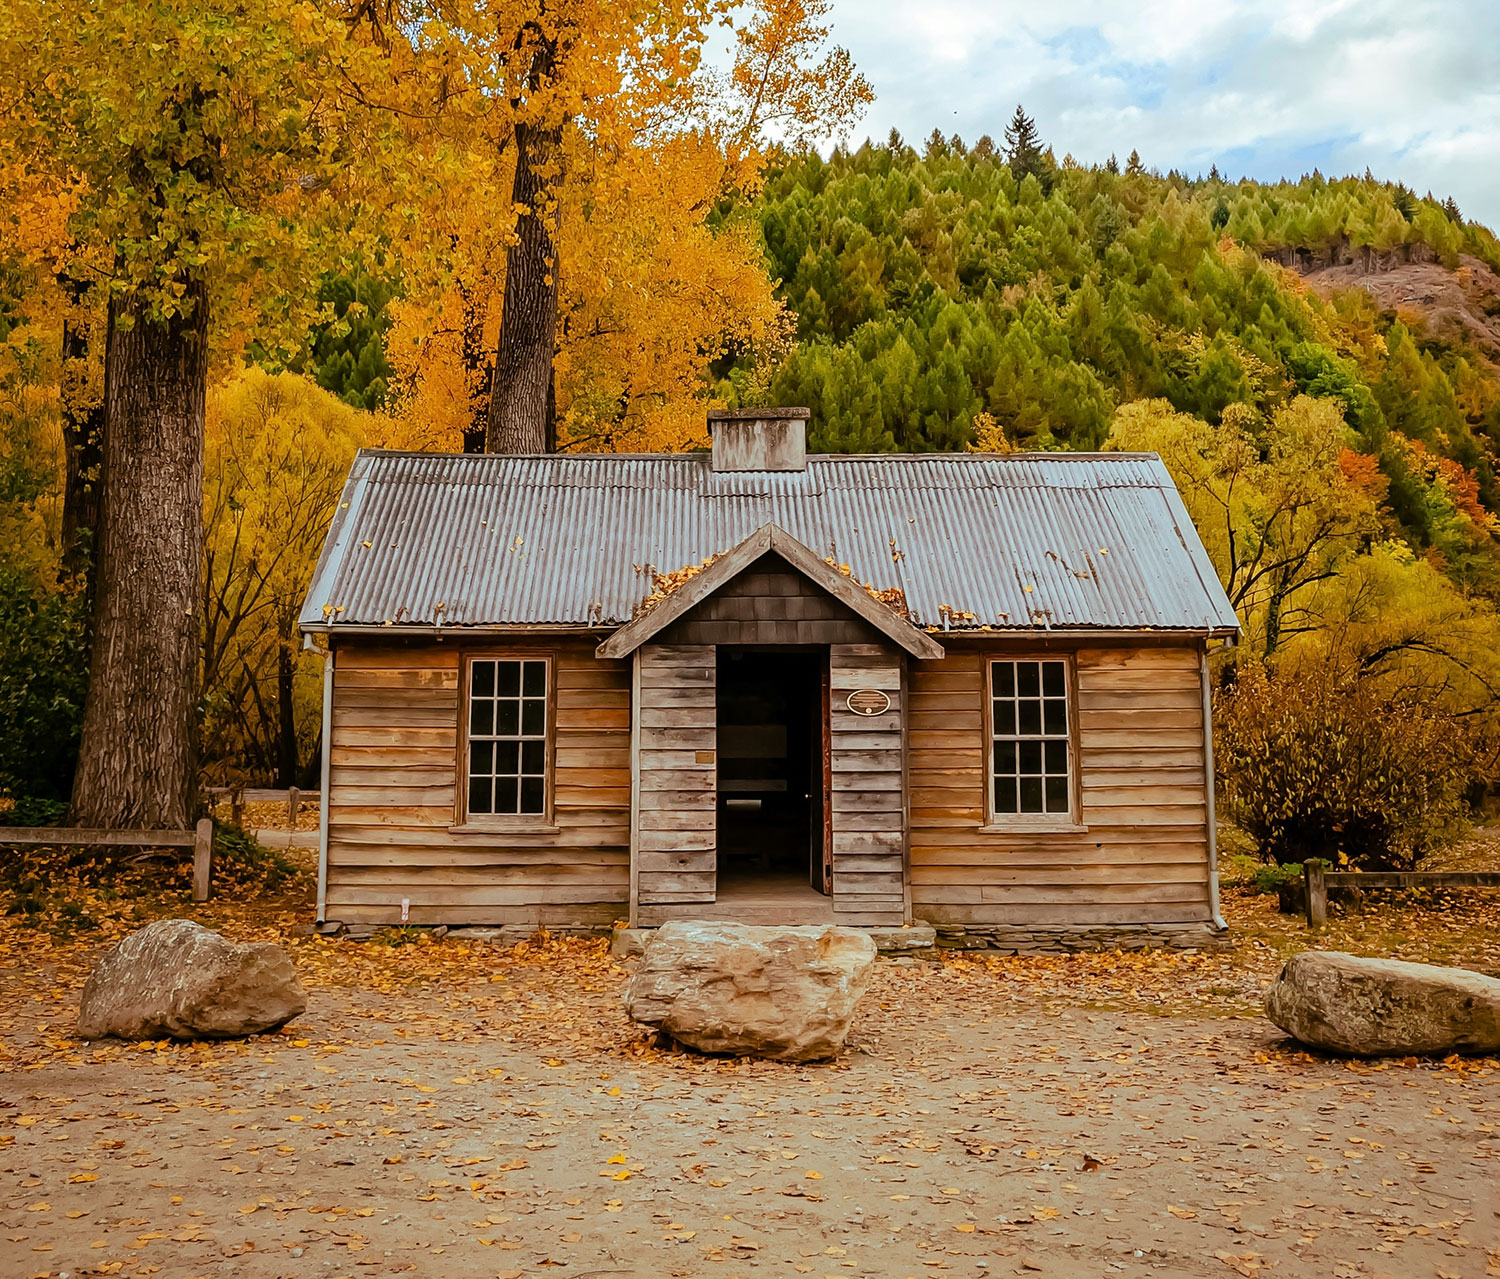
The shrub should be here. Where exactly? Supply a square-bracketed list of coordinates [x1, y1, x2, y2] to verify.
[0, 570, 89, 803]
[0, 794, 68, 826]
[1215, 662, 1477, 870]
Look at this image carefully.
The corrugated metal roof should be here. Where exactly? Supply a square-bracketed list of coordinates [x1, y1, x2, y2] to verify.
[298, 450, 1240, 635]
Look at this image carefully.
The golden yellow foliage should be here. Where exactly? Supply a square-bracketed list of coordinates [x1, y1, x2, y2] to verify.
[202, 369, 397, 781]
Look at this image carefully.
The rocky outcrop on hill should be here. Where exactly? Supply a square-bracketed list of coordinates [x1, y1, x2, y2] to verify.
[1280, 243, 1500, 359]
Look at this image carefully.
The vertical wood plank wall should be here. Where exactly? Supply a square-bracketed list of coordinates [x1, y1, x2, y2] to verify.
[829, 643, 907, 926]
[324, 636, 630, 925]
[633, 643, 717, 920]
[907, 642, 1212, 925]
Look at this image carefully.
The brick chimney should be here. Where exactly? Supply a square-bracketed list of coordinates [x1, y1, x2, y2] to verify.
[708, 407, 809, 472]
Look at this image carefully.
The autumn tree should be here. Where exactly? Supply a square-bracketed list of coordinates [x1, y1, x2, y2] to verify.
[390, 0, 870, 456]
[0, 0, 394, 827]
[202, 370, 383, 786]
[1108, 397, 1380, 656]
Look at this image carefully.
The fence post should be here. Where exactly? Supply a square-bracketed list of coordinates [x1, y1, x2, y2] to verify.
[192, 817, 214, 903]
[231, 786, 244, 829]
[288, 786, 300, 829]
[1304, 860, 1327, 928]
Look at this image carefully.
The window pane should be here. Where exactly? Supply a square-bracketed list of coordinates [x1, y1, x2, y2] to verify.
[470, 740, 494, 776]
[520, 775, 545, 814]
[521, 739, 545, 775]
[494, 740, 519, 775]
[1019, 776, 1044, 812]
[992, 659, 1071, 823]
[521, 698, 545, 737]
[468, 775, 492, 815]
[495, 699, 519, 736]
[469, 699, 494, 736]
[522, 661, 546, 697]
[471, 661, 495, 698]
[994, 774, 1018, 814]
[496, 661, 521, 696]
[1045, 775, 1069, 813]
[493, 776, 520, 814]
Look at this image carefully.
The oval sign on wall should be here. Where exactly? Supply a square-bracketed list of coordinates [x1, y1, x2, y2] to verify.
[845, 688, 891, 717]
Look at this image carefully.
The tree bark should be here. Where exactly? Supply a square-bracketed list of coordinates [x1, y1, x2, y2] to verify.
[68, 285, 208, 830]
[58, 279, 104, 585]
[485, 116, 562, 454]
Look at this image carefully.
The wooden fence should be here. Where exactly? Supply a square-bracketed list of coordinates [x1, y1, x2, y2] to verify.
[0, 818, 216, 902]
[206, 786, 319, 829]
[1304, 861, 1500, 927]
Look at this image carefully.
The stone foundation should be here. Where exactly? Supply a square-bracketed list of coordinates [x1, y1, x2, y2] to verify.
[610, 921, 1222, 958]
[931, 923, 1229, 953]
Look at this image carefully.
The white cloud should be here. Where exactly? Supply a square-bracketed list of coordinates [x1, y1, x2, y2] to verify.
[819, 0, 1500, 228]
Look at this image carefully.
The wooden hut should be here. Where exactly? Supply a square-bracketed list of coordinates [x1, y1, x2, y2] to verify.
[299, 409, 1240, 946]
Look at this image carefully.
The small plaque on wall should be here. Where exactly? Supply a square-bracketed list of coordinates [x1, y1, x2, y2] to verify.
[845, 688, 891, 717]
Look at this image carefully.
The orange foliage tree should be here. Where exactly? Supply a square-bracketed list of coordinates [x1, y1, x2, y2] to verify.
[385, 0, 871, 455]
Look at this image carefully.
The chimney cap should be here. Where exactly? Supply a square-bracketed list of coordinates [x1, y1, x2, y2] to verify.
[707, 406, 810, 425]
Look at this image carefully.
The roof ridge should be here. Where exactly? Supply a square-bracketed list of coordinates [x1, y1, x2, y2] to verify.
[354, 447, 1165, 463]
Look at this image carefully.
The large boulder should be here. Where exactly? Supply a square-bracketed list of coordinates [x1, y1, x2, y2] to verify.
[623, 922, 877, 1062]
[1264, 950, 1500, 1057]
[78, 919, 307, 1041]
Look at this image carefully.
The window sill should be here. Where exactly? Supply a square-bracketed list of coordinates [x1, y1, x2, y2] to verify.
[977, 822, 1089, 836]
[449, 822, 561, 836]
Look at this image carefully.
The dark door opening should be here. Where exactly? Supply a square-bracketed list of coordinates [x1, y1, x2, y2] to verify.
[716, 649, 827, 899]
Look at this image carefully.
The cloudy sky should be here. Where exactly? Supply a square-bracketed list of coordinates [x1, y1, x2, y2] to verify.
[820, 0, 1500, 229]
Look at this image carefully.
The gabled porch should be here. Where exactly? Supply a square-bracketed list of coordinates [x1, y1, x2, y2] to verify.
[598, 524, 942, 929]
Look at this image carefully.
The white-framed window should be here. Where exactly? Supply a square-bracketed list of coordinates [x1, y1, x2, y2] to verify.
[989, 658, 1073, 820]
[462, 655, 551, 821]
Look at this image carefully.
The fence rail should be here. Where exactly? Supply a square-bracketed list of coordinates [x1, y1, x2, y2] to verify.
[206, 786, 319, 829]
[1304, 861, 1500, 927]
[0, 818, 215, 902]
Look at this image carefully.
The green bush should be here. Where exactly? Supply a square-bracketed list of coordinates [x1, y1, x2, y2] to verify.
[1215, 662, 1477, 870]
[0, 794, 68, 826]
[0, 570, 89, 803]
[1249, 862, 1305, 895]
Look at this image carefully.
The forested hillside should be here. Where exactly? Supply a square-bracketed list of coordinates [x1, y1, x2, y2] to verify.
[744, 134, 1500, 530]
[729, 132, 1500, 863]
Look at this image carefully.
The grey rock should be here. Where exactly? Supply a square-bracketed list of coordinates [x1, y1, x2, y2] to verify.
[1264, 950, 1500, 1057]
[866, 923, 937, 952]
[77, 919, 307, 1041]
[623, 921, 876, 1062]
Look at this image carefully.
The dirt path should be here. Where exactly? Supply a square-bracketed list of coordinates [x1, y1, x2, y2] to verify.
[3, 941, 1497, 1279]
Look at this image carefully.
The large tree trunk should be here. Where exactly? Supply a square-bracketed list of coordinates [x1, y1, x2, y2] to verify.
[485, 117, 562, 454]
[58, 280, 104, 585]
[68, 285, 208, 830]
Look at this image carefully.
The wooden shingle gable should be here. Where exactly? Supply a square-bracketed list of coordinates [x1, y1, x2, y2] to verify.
[596, 524, 945, 661]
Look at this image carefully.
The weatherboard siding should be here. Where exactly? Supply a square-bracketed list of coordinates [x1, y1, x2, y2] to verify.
[323, 636, 630, 926]
[907, 642, 1213, 926]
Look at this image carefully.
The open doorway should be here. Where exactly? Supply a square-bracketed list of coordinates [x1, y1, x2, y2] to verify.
[716, 649, 828, 908]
